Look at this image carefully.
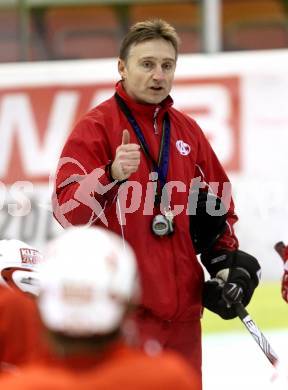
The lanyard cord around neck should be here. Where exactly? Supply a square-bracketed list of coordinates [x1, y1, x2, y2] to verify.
[114, 93, 171, 206]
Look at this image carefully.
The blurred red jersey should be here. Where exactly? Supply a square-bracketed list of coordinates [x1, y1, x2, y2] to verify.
[0, 286, 50, 373]
[0, 342, 200, 389]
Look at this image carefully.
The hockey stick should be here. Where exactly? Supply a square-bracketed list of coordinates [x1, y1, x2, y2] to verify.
[235, 302, 279, 367]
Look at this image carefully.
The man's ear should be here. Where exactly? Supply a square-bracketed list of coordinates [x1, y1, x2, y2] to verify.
[118, 58, 127, 80]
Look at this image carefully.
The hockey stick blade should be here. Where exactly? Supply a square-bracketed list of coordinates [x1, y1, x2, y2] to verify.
[235, 302, 279, 367]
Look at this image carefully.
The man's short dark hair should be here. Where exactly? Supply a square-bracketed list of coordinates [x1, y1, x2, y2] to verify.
[119, 19, 180, 61]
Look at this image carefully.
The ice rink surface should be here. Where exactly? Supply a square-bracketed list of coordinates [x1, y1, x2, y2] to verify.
[203, 329, 288, 390]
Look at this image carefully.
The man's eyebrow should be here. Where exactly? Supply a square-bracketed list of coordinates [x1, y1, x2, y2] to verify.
[139, 56, 176, 62]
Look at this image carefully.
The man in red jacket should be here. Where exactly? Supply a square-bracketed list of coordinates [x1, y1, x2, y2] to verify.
[53, 19, 261, 383]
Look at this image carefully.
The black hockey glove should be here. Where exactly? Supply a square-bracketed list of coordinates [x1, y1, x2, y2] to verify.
[189, 190, 228, 254]
[201, 249, 261, 318]
[202, 278, 239, 319]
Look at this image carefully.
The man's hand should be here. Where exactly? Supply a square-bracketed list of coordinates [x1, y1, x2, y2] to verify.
[282, 262, 288, 303]
[274, 241, 288, 303]
[201, 249, 261, 309]
[280, 243, 288, 303]
[202, 278, 240, 319]
[111, 129, 141, 181]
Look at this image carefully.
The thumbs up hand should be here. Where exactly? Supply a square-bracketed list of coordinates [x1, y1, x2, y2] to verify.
[121, 129, 130, 145]
[110, 130, 141, 181]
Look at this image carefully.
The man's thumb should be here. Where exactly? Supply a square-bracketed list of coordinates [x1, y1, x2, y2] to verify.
[122, 129, 130, 145]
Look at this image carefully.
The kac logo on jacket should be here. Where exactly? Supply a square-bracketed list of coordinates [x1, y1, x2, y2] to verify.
[176, 140, 191, 156]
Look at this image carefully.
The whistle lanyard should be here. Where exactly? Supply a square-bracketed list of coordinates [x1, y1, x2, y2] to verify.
[115, 93, 171, 206]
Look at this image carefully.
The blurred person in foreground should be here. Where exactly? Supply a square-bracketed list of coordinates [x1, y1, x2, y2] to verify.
[0, 239, 48, 373]
[0, 226, 200, 389]
[53, 18, 261, 383]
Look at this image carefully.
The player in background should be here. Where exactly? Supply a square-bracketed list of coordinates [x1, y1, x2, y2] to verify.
[0, 226, 200, 389]
[274, 241, 288, 303]
[0, 239, 49, 373]
[52, 18, 261, 386]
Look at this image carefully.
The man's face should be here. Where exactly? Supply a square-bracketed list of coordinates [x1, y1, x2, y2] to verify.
[118, 39, 177, 105]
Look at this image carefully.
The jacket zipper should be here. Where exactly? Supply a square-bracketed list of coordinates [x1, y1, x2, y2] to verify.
[153, 107, 161, 134]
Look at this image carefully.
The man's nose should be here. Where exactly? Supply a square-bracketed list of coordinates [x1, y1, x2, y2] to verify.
[152, 65, 165, 81]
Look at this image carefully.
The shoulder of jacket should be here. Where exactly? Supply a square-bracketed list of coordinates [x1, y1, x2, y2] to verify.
[170, 107, 196, 124]
[77, 96, 117, 127]
[169, 107, 204, 135]
[88, 96, 116, 117]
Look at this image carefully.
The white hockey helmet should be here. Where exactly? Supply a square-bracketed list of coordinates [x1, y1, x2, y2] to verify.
[38, 226, 139, 337]
[0, 239, 43, 295]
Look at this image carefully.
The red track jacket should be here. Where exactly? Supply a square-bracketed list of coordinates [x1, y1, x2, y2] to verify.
[53, 81, 238, 321]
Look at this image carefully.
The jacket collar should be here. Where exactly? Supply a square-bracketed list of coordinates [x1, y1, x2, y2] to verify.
[115, 81, 173, 118]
